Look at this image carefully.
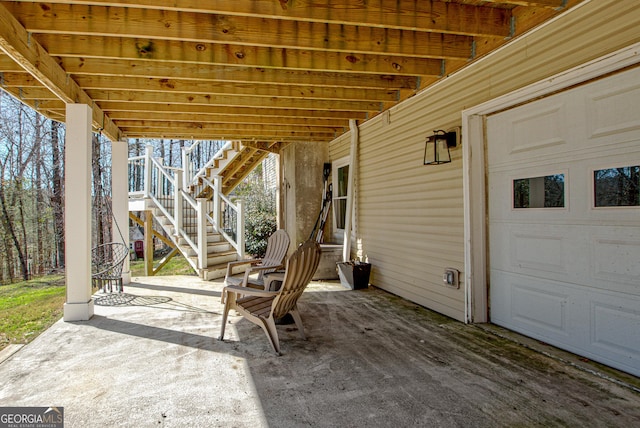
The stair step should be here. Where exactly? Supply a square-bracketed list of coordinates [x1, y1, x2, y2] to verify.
[202, 259, 244, 280]
[206, 241, 232, 254]
[129, 141, 249, 280]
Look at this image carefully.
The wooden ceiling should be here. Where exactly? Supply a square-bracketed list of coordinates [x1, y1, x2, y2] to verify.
[0, 0, 583, 144]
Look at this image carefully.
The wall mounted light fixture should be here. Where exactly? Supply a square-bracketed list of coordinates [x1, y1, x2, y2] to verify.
[423, 129, 457, 165]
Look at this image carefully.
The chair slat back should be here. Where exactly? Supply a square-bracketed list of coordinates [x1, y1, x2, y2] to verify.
[271, 240, 321, 319]
[258, 229, 290, 280]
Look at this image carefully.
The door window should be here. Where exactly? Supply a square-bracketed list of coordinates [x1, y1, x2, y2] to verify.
[513, 174, 565, 209]
[594, 165, 640, 207]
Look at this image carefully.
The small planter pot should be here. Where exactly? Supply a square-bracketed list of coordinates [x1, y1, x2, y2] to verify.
[336, 261, 371, 290]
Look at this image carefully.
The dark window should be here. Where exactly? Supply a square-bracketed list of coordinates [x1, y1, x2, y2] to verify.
[594, 166, 640, 207]
[513, 174, 565, 209]
[334, 165, 349, 229]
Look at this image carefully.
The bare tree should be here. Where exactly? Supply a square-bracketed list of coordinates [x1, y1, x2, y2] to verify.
[0, 100, 41, 280]
[50, 120, 65, 268]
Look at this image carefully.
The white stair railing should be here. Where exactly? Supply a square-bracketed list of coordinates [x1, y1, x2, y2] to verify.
[128, 145, 245, 271]
[182, 140, 232, 189]
[200, 175, 245, 259]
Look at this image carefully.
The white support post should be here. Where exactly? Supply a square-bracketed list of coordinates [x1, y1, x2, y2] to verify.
[343, 119, 358, 262]
[112, 139, 131, 285]
[63, 104, 94, 321]
[213, 175, 221, 232]
[197, 198, 207, 269]
[181, 147, 190, 191]
[156, 157, 164, 198]
[174, 173, 183, 237]
[236, 199, 245, 259]
[144, 145, 153, 198]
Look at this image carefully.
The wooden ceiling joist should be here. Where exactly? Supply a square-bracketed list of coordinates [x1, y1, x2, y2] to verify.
[5, 1, 510, 41]
[0, 3, 120, 140]
[55, 57, 420, 90]
[74, 75, 401, 103]
[0, 1, 584, 143]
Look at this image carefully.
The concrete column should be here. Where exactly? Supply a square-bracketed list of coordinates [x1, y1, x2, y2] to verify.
[63, 104, 94, 321]
[281, 141, 328, 248]
[112, 139, 130, 285]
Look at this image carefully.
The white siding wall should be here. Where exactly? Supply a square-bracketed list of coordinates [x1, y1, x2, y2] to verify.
[329, 0, 640, 322]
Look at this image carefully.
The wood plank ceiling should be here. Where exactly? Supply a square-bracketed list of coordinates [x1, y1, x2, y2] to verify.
[0, 0, 584, 145]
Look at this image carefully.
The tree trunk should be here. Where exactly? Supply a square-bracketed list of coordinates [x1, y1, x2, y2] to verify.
[35, 114, 43, 275]
[92, 134, 105, 247]
[51, 120, 65, 268]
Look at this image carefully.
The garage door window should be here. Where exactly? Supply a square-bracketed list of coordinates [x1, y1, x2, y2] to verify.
[513, 174, 565, 209]
[594, 165, 640, 207]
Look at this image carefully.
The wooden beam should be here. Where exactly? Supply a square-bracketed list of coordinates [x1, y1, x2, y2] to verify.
[38, 36, 443, 77]
[0, 4, 121, 140]
[40, 31, 471, 61]
[121, 130, 336, 142]
[48, 100, 371, 120]
[152, 248, 180, 276]
[116, 120, 343, 134]
[73, 75, 401, 102]
[0, 87, 63, 122]
[143, 210, 154, 276]
[129, 212, 177, 248]
[241, 141, 288, 154]
[106, 111, 350, 128]
[0, 53, 24, 70]
[87, 89, 383, 112]
[0, 71, 43, 86]
[56, 57, 420, 90]
[7, 0, 512, 36]
[120, 128, 336, 139]
[480, 0, 566, 8]
[2, 86, 59, 100]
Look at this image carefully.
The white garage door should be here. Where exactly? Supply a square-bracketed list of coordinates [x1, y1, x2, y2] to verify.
[487, 67, 640, 376]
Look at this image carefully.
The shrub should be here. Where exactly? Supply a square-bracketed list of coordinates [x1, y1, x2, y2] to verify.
[235, 167, 277, 258]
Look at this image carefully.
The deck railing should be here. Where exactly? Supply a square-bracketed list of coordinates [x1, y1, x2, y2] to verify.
[128, 145, 245, 270]
[182, 140, 231, 190]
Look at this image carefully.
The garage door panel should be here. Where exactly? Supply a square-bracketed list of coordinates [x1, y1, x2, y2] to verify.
[491, 271, 571, 337]
[586, 74, 640, 139]
[487, 66, 640, 376]
[492, 271, 640, 373]
[490, 218, 639, 295]
[592, 302, 640, 363]
[490, 223, 577, 278]
[590, 233, 640, 289]
[511, 231, 566, 274]
[487, 99, 568, 167]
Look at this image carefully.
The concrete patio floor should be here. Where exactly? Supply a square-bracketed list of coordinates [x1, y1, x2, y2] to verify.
[0, 275, 639, 427]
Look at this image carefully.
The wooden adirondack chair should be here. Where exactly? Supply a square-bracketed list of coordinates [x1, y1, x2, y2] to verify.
[224, 229, 290, 290]
[218, 240, 322, 354]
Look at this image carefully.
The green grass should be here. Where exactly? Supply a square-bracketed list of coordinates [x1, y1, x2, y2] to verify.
[130, 255, 197, 277]
[0, 275, 66, 352]
[0, 257, 195, 353]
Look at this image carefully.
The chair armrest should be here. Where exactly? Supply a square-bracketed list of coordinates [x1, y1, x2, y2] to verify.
[222, 285, 279, 298]
[236, 262, 284, 287]
[263, 272, 286, 291]
[225, 258, 263, 279]
[246, 263, 284, 272]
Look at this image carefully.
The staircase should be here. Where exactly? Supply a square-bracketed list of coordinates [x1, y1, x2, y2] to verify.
[128, 141, 274, 279]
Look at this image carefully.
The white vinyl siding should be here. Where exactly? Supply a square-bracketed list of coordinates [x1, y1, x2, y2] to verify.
[329, 0, 640, 322]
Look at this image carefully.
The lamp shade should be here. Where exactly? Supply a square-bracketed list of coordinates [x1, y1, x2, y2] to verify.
[424, 130, 455, 165]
